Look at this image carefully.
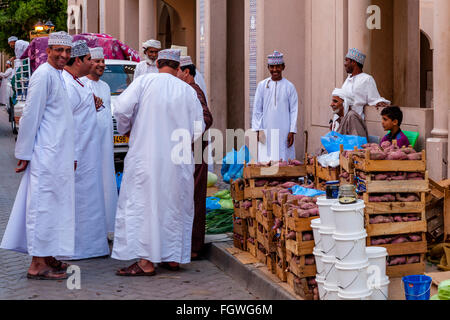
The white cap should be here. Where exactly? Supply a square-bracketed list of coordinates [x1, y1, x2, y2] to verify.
[143, 39, 161, 50]
[90, 47, 104, 60]
[180, 56, 194, 67]
[8, 36, 18, 43]
[71, 40, 90, 58]
[48, 31, 73, 47]
[157, 49, 181, 63]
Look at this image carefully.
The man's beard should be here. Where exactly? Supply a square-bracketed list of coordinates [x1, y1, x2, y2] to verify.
[146, 57, 156, 65]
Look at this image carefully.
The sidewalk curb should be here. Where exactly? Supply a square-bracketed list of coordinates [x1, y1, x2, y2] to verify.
[205, 241, 297, 300]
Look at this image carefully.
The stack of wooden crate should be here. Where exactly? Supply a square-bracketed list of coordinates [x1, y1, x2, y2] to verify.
[339, 145, 355, 185]
[231, 180, 247, 251]
[352, 149, 429, 277]
[284, 199, 318, 299]
[315, 160, 340, 191]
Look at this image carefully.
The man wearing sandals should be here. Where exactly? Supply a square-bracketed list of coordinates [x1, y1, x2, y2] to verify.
[112, 49, 204, 276]
[1, 32, 75, 280]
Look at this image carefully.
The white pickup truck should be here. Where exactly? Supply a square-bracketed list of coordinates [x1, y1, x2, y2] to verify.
[13, 59, 137, 161]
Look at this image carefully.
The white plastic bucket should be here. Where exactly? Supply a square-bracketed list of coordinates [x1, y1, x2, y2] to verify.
[331, 200, 365, 235]
[366, 247, 388, 279]
[323, 283, 339, 300]
[316, 275, 326, 300]
[317, 197, 338, 229]
[369, 276, 390, 300]
[313, 247, 325, 278]
[336, 259, 370, 293]
[333, 230, 368, 265]
[338, 288, 372, 300]
[319, 226, 336, 256]
[322, 254, 337, 286]
[311, 219, 322, 251]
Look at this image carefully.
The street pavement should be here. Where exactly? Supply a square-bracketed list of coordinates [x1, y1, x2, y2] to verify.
[0, 108, 256, 300]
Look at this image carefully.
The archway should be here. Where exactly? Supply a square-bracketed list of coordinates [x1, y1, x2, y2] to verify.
[420, 30, 433, 108]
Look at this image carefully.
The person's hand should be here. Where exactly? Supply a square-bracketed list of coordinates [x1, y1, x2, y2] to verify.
[74, 161, 77, 171]
[15, 160, 29, 173]
[376, 102, 388, 108]
[287, 133, 295, 148]
[94, 96, 103, 110]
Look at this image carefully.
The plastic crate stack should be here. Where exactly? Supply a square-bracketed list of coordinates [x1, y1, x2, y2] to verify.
[352, 148, 429, 277]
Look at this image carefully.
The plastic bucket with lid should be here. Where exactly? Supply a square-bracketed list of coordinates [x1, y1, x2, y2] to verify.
[319, 226, 336, 256]
[402, 275, 432, 300]
[316, 275, 326, 300]
[322, 254, 337, 286]
[317, 197, 337, 228]
[366, 247, 388, 279]
[323, 282, 339, 300]
[311, 219, 322, 251]
[336, 259, 370, 293]
[313, 247, 325, 278]
[334, 230, 368, 265]
[369, 276, 390, 300]
[338, 288, 372, 300]
[331, 200, 365, 235]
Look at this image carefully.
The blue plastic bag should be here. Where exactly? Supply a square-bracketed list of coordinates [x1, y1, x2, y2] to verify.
[321, 131, 368, 154]
[206, 197, 222, 211]
[221, 145, 251, 183]
[291, 185, 326, 198]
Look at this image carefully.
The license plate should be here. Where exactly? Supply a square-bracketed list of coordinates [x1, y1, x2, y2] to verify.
[114, 135, 129, 145]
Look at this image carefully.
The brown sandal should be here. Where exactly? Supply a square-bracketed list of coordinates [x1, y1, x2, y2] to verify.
[116, 262, 156, 277]
[159, 262, 180, 271]
[27, 269, 68, 280]
[45, 257, 70, 271]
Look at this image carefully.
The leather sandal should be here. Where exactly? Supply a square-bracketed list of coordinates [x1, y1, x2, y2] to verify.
[45, 257, 70, 271]
[27, 269, 68, 280]
[116, 262, 156, 277]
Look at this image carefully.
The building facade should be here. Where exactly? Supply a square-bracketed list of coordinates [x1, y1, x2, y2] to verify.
[66, 0, 450, 180]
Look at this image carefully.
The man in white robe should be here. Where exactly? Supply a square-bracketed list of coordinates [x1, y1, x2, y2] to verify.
[8, 36, 30, 68]
[61, 40, 109, 260]
[252, 51, 299, 162]
[113, 49, 204, 276]
[81, 47, 118, 236]
[133, 39, 161, 79]
[1, 32, 75, 280]
[0, 61, 14, 106]
[342, 48, 390, 120]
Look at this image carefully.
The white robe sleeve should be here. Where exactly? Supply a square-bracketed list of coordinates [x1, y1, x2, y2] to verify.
[15, 71, 49, 161]
[114, 78, 142, 135]
[251, 82, 265, 131]
[133, 63, 144, 80]
[366, 76, 391, 106]
[288, 83, 299, 134]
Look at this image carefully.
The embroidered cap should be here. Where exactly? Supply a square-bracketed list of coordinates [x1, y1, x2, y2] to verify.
[8, 36, 18, 43]
[143, 39, 161, 50]
[268, 51, 284, 66]
[157, 49, 181, 63]
[346, 48, 366, 66]
[90, 47, 104, 60]
[48, 31, 73, 47]
[180, 56, 194, 67]
[71, 40, 90, 58]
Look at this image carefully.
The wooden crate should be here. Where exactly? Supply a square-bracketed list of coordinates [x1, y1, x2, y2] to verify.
[352, 149, 426, 172]
[285, 215, 316, 233]
[247, 219, 256, 238]
[286, 273, 315, 300]
[248, 206, 257, 219]
[233, 235, 247, 251]
[316, 163, 340, 182]
[366, 236, 428, 256]
[273, 203, 283, 219]
[276, 253, 288, 282]
[256, 246, 267, 264]
[339, 144, 354, 174]
[256, 209, 274, 229]
[256, 223, 277, 253]
[244, 179, 265, 199]
[262, 189, 276, 211]
[305, 154, 316, 176]
[364, 172, 429, 193]
[266, 253, 277, 274]
[247, 239, 257, 257]
[233, 215, 247, 236]
[285, 238, 315, 256]
[366, 220, 427, 237]
[286, 251, 317, 278]
[363, 192, 426, 214]
[386, 254, 426, 277]
[230, 179, 244, 201]
[244, 164, 307, 179]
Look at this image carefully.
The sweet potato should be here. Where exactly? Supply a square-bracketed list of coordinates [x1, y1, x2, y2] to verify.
[407, 255, 420, 264]
[388, 256, 406, 266]
[303, 232, 314, 241]
[289, 159, 302, 166]
[391, 236, 409, 244]
[286, 231, 297, 241]
[380, 141, 392, 149]
[386, 151, 408, 160]
[374, 174, 388, 181]
[297, 210, 310, 218]
[305, 256, 315, 265]
[255, 180, 268, 187]
[407, 153, 422, 160]
[370, 151, 387, 160]
[281, 182, 297, 189]
[408, 234, 422, 242]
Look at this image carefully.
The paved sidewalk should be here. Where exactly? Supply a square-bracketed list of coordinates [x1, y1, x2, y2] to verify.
[0, 109, 256, 300]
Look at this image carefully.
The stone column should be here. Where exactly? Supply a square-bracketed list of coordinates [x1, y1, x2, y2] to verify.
[139, 0, 158, 57]
[348, 0, 371, 73]
[427, 0, 450, 180]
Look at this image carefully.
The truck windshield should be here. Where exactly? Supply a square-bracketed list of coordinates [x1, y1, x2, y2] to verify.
[101, 65, 136, 95]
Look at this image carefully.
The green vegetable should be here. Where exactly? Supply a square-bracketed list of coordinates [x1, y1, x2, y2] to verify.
[206, 209, 234, 235]
[214, 189, 231, 199]
[207, 172, 218, 187]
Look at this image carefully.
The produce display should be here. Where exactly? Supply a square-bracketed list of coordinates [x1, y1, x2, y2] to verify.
[387, 254, 421, 266]
[370, 233, 423, 245]
[248, 159, 304, 167]
[353, 142, 422, 160]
